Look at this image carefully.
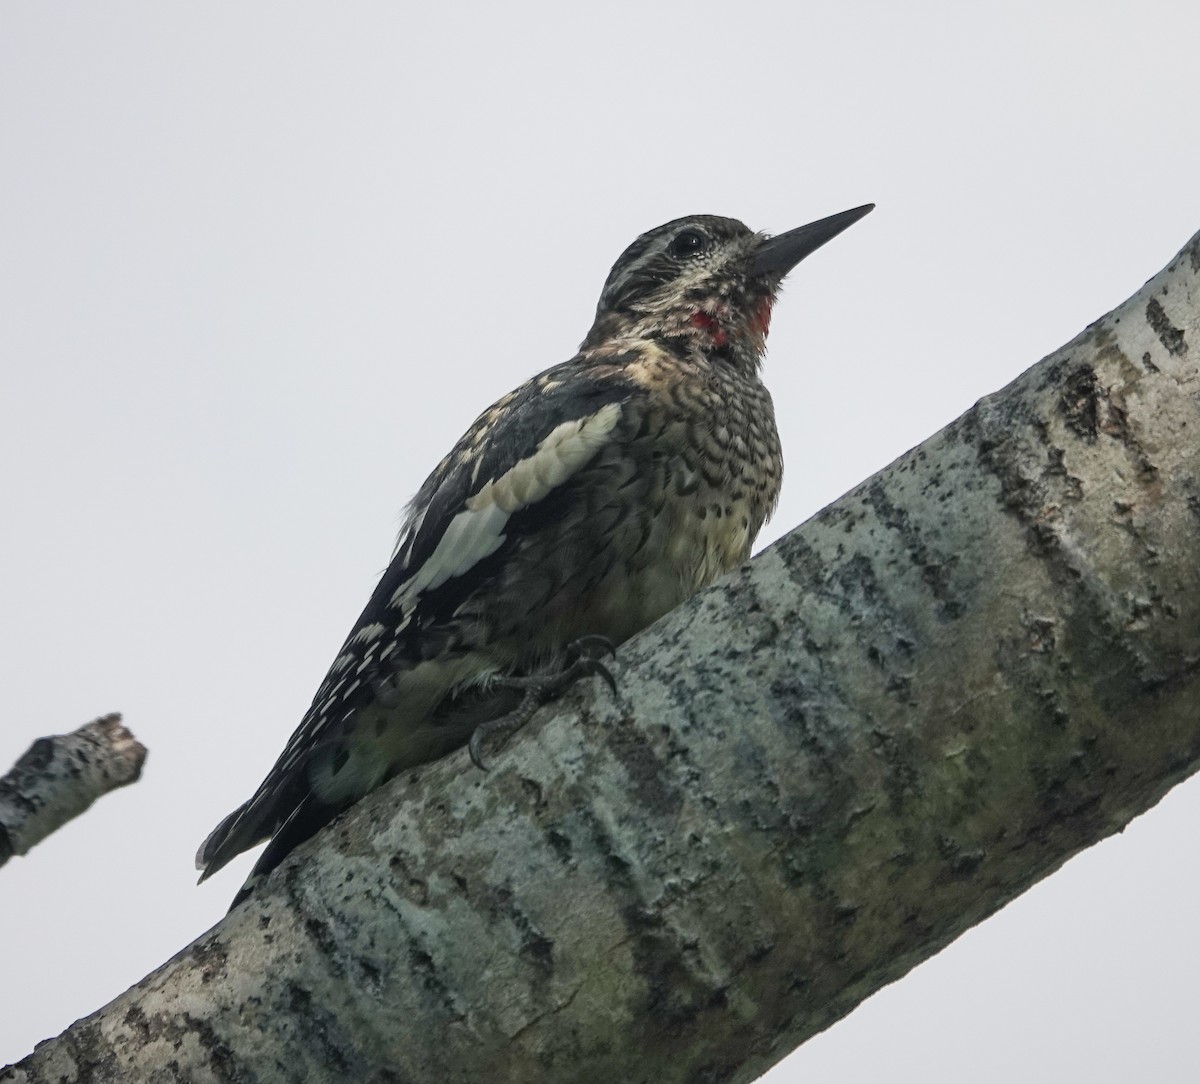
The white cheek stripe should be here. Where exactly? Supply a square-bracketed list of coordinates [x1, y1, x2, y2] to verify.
[390, 402, 622, 612]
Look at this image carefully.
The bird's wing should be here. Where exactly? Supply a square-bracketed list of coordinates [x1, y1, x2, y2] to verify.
[196, 362, 637, 881]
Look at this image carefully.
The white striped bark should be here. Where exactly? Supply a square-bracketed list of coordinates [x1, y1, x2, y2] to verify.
[5, 231, 1199, 1083]
[0, 714, 146, 868]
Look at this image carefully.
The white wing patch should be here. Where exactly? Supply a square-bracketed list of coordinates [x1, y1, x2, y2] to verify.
[390, 402, 622, 613]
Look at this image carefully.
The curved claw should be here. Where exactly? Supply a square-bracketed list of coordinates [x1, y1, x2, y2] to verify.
[569, 634, 617, 661]
[467, 642, 618, 772]
[578, 657, 618, 697]
[468, 729, 491, 772]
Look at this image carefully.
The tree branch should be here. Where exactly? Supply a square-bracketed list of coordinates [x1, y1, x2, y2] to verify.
[0, 714, 146, 868]
[5, 231, 1199, 1083]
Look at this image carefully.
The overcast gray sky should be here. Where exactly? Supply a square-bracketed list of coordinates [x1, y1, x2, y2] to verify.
[2, 2, 1197, 1079]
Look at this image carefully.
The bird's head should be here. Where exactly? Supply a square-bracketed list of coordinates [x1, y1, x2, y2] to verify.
[582, 205, 873, 368]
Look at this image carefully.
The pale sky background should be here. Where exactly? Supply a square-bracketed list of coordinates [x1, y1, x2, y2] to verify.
[2, 3, 1197, 1080]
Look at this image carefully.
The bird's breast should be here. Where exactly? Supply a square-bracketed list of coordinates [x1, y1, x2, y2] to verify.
[471, 351, 782, 668]
[539, 365, 781, 649]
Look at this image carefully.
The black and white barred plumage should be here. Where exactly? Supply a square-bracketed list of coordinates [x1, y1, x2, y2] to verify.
[197, 205, 873, 907]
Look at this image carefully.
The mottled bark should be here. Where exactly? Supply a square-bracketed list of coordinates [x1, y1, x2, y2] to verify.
[5, 232, 1199, 1084]
[0, 714, 145, 868]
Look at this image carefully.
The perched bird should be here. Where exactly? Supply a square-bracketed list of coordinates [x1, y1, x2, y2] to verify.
[198, 204, 874, 906]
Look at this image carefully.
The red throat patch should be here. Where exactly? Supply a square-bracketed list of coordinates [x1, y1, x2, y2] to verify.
[690, 311, 728, 348]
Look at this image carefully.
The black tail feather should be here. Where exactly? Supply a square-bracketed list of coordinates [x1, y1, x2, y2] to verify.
[227, 795, 345, 910]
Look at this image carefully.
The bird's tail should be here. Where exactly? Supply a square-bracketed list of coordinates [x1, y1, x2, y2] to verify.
[198, 785, 348, 910]
[195, 800, 267, 883]
[224, 796, 342, 910]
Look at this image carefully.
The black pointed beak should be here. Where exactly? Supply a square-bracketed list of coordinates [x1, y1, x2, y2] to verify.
[747, 203, 875, 277]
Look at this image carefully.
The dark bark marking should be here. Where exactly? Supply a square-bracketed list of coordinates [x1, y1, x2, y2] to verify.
[971, 399, 1074, 560]
[865, 478, 965, 620]
[59, 1021, 122, 1083]
[353, 953, 385, 999]
[364, 1071, 412, 1084]
[179, 1014, 244, 1082]
[1059, 365, 1103, 441]
[1043, 446, 1083, 501]
[188, 935, 231, 985]
[122, 1003, 154, 1046]
[577, 804, 637, 889]
[284, 981, 353, 1075]
[868, 726, 923, 814]
[825, 553, 922, 703]
[300, 912, 346, 981]
[545, 826, 574, 864]
[486, 883, 556, 972]
[388, 852, 430, 905]
[971, 416, 1051, 539]
[620, 904, 726, 1033]
[1146, 297, 1188, 355]
[686, 1059, 743, 1084]
[1021, 789, 1105, 851]
[766, 675, 847, 779]
[934, 835, 986, 881]
[518, 775, 546, 812]
[406, 946, 467, 1024]
[607, 713, 684, 817]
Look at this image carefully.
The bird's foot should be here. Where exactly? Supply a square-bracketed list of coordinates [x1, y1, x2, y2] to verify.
[468, 636, 618, 770]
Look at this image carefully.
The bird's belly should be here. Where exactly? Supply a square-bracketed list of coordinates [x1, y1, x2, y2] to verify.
[530, 484, 756, 652]
[635, 488, 753, 620]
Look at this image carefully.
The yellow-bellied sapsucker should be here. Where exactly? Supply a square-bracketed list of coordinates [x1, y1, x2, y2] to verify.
[197, 204, 874, 907]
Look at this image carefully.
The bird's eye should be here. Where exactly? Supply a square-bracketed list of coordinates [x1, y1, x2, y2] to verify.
[667, 229, 709, 259]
